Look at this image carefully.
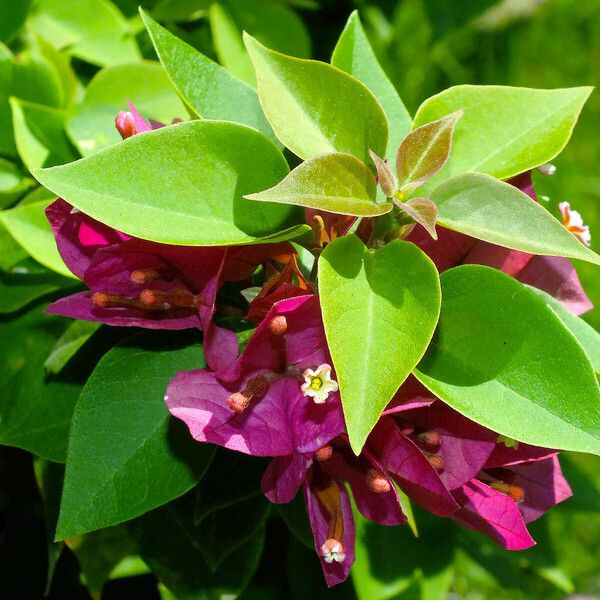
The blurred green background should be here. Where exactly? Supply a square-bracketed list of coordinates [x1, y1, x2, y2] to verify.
[0, 0, 599, 599]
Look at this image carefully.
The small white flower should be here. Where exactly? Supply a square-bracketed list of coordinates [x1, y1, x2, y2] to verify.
[301, 364, 339, 404]
[320, 539, 346, 564]
[559, 201, 591, 246]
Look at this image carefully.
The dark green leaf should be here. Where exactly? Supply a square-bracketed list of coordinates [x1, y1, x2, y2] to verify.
[56, 332, 215, 539]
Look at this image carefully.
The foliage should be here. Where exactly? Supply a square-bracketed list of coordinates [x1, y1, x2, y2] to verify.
[1, 1, 600, 598]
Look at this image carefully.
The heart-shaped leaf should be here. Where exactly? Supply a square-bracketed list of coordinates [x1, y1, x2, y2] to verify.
[332, 11, 411, 160]
[33, 120, 306, 246]
[415, 265, 600, 455]
[319, 235, 441, 453]
[433, 172, 600, 265]
[412, 85, 592, 189]
[56, 332, 215, 540]
[246, 152, 390, 216]
[244, 33, 388, 163]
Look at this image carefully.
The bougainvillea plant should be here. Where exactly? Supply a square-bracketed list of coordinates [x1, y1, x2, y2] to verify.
[5, 5, 600, 595]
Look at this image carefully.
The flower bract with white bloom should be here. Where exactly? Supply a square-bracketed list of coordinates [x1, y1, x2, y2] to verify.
[559, 201, 591, 246]
[301, 364, 339, 404]
[320, 539, 346, 564]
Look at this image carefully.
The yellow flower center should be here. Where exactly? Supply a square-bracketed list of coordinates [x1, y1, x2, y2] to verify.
[310, 376, 323, 391]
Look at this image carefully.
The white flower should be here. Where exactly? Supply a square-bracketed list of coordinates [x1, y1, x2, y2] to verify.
[301, 364, 338, 404]
[320, 539, 346, 563]
[559, 201, 591, 246]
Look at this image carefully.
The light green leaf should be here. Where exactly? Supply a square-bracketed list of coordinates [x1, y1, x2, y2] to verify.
[0, 200, 73, 278]
[413, 85, 592, 188]
[56, 332, 215, 540]
[211, 0, 311, 87]
[332, 10, 411, 160]
[319, 235, 441, 453]
[141, 10, 278, 144]
[1, 49, 63, 157]
[244, 33, 389, 163]
[11, 98, 77, 170]
[209, 3, 255, 86]
[246, 152, 391, 216]
[31, 0, 140, 67]
[415, 265, 600, 455]
[67, 61, 187, 157]
[433, 172, 600, 266]
[528, 287, 600, 374]
[45, 321, 101, 375]
[151, 0, 212, 21]
[34, 120, 304, 246]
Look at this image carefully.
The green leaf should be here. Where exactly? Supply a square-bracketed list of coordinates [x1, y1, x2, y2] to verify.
[195, 494, 270, 571]
[0, 265, 72, 314]
[1, 49, 62, 157]
[56, 332, 215, 540]
[352, 508, 455, 600]
[194, 448, 267, 523]
[34, 120, 305, 246]
[246, 152, 391, 216]
[210, 0, 311, 87]
[433, 172, 600, 266]
[244, 33, 389, 163]
[140, 11, 278, 144]
[45, 321, 101, 375]
[67, 61, 187, 157]
[0, 303, 103, 461]
[0, 0, 32, 42]
[66, 526, 135, 600]
[0, 200, 74, 278]
[332, 10, 411, 160]
[10, 98, 77, 170]
[31, 0, 140, 67]
[319, 235, 441, 453]
[128, 492, 265, 600]
[151, 0, 212, 21]
[528, 287, 600, 374]
[396, 111, 462, 193]
[209, 3, 255, 86]
[415, 265, 600, 455]
[0, 224, 28, 271]
[412, 85, 592, 188]
[0, 157, 35, 208]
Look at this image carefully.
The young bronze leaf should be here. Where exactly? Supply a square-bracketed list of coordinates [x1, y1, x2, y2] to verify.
[394, 197, 438, 239]
[396, 111, 462, 193]
[368, 149, 397, 198]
